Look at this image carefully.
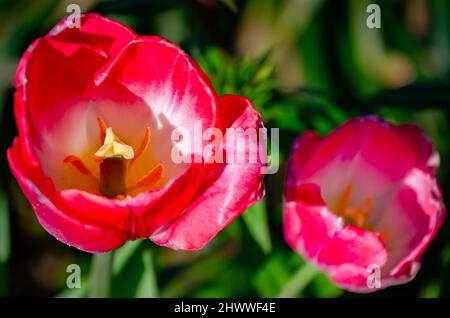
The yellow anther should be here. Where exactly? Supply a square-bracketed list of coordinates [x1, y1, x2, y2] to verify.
[94, 128, 135, 160]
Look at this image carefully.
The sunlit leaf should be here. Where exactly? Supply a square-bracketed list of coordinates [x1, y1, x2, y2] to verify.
[90, 252, 113, 298]
[135, 249, 158, 298]
[242, 199, 272, 254]
[307, 272, 343, 298]
[161, 254, 229, 297]
[252, 251, 303, 297]
[113, 240, 143, 275]
[276, 263, 319, 298]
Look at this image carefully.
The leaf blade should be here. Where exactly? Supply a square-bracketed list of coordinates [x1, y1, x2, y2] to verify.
[242, 199, 272, 254]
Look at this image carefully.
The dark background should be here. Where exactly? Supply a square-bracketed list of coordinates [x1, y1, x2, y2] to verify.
[0, 0, 449, 297]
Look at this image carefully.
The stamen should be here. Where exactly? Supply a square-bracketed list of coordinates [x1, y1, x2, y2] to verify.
[344, 208, 366, 227]
[363, 197, 373, 212]
[336, 185, 352, 215]
[64, 155, 95, 177]
[334, 185, 372, 228]
[128, 164, 164, 192]
[131, 127, 151, 165]
[64, 122, 164, 198]
[97, 116, 107, 143]
[380, 231, 391, 241]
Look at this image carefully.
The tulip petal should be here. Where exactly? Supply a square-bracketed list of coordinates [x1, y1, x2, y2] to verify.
[48, 13, 137, 58]
[93, 36, 219, 149]
[284, 184, 387, 292]
[14, 15, 152, 191]
[127, 163, 206, 239]
[291, 117, 433, 182]
[151, 95, 265, 250]
[374, 168, 445, 282]
[8, 138, 130, 253]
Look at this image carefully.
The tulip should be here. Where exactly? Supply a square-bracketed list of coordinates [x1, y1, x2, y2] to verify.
[284, 117, 445, 292]
[8, 14, 265, 253]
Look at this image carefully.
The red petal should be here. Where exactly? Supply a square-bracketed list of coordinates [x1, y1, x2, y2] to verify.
[8, 138, 130, 253]
[283, 184, 388, 292]
[93, 36, 219, 134]
[14, 14, 138, 166]
[127, 163, 206, 239]
[290, 117, 436, 182]
[151, 95, 265, 250]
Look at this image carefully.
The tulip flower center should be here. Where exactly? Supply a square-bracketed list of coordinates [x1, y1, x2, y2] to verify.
[334, 185, 372, 228]
[63, 117, 164, 199]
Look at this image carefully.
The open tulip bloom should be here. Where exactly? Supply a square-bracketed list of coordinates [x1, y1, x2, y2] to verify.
[7, 14, 266, 253]
[284, 117, 445, 292]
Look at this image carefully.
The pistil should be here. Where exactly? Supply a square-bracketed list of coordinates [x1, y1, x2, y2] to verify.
[98, 157, 129, 198]
[94, 127, 134, 197]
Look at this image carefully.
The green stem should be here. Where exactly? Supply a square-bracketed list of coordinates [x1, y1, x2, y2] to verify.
[0, 188, 10, 264]
[0, 187, 10, 297]
[136, 249, 158, 298]
[90, 252, 113, 298]
[277, 263, 319, 298]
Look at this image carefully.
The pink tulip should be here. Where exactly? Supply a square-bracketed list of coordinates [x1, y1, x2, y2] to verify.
[284, 117, 445, 292]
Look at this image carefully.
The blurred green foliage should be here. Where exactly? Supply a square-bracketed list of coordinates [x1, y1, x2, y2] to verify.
[0, 0, 449, 298]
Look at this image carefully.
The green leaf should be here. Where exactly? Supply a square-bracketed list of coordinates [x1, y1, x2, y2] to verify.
[242, 199, 272, 254]
[111, 241, 160, 297]
[308, 273, 343, 298]
[419, 280, 441, 298]
[0, 186, 9, 297]
[277, 263, 319, 298]
[252, 251, 303, 297]
[89, 252, 113, 298]
[113, 240, 143, 275]
[0, 187, 9, 264]
[192, 263, 253, 297]
[135, 249, 158, 298]
[161, 254, 229, 297]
